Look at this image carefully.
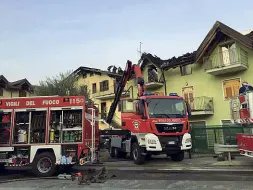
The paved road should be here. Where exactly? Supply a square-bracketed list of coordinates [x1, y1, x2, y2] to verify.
[1, 171, 253, 189]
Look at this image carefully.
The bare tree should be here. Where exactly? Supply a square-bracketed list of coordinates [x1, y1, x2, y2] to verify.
[35, 70, 90, 100]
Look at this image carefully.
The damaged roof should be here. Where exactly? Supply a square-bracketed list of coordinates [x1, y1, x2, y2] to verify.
[140, 21, 253, 70]
[139, 51, 196, 71]
[0, 75, 33, 91]
[73, 66, 122, 78]
[196, 21, 253, 62]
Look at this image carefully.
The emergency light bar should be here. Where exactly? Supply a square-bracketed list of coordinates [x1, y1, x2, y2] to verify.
[169, 93, 178, 96]
[143, 92, 154, 96]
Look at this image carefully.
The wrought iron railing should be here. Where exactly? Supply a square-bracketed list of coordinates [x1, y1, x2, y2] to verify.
[203, 48, 248, 70]
[192, 96, 214, 111]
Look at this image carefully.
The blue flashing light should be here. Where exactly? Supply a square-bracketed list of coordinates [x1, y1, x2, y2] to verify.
[169, 92, 178, 96]
[143, 92, 154, 96]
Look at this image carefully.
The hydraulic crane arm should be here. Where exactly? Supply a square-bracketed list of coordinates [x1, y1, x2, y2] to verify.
[106, 60, 146, 125]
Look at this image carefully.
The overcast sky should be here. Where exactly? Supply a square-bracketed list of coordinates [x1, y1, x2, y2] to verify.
[1, 0, 253, 85]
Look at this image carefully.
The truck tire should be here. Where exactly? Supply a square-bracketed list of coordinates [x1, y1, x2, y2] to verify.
[171, 151, 184, 162]
[132, 142, 145, 165]
[32, 152, 56, 177]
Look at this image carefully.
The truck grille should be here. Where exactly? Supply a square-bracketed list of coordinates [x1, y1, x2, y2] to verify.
[155, 123, 183, 133]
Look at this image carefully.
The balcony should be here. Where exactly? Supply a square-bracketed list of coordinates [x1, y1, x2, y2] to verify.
[203, 48, 248, 75]
[145, 73, 164, 89]
[94, 85, 130, 100]
[190, 96, 214, 116]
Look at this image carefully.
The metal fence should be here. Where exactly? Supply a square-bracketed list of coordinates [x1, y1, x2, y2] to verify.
[190, 124, 253, 154]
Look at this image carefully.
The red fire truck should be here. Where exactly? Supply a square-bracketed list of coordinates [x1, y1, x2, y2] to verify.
[0, 96, 99, 177]
[100, 60, 192, 164]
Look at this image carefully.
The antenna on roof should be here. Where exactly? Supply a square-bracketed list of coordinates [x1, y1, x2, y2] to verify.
[137, 42, 143, 58]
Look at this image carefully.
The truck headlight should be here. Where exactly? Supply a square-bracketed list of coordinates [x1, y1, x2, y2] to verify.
[148, 139, 157, 144]
[185, 138, 191, 143]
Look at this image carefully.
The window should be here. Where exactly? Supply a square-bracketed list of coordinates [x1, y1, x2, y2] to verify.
[180, 65, 192, 76]
[0, 88, 3, 96]
[92, 83, 97, 94]
[121, 100, 136, 113]
[190, 121, 206, 128]
[221, 120, 232, 126]
[223, 78, 240, 99]
[147, 98, 186, 118]
[19, 90, 27, 97]
[147, 66, 159, 82]
[80, 85, 88, 94]
[182, 86, 194, 109]
[100, 80, 109, 92]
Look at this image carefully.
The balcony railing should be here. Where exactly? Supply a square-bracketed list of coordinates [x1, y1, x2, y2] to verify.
[94, 84, 129, 99]
[146, 73, 164, 89]
[191, 96, 214, 115]
[203, 48, 248, 75]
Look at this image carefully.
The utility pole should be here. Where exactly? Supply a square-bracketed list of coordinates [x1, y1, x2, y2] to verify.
[137, 42, 143, 58]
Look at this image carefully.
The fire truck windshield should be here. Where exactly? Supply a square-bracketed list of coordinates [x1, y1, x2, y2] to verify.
[147, 98, 186, 118]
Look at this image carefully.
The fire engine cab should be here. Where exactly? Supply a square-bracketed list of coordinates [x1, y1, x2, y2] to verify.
[0, 96, 99, 177]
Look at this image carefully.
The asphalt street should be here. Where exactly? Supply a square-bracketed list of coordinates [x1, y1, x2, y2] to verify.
[1, 170, 253, 189]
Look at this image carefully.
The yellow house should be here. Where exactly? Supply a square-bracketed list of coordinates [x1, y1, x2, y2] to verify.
[135, 21, 253, 128]
[74, 67, 130, 130]
[0, 75, 34, 98]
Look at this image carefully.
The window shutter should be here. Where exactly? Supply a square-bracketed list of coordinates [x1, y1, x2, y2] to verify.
[189, 93, 194, 102]
[225, 87, 233, 99]
[184, 94, 189, 102]
[233, 85, 240, 97]
[100, 82, 103, 91]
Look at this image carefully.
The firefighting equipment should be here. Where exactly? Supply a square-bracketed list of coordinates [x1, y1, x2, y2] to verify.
[50, 129, 55, 143]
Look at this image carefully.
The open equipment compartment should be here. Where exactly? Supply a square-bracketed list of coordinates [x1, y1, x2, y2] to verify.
[0, 110, 12, 144]
[49, 108, 83, 144]
[62, 108, 82, 143]
[13, 111, 30, 144]
[7, 146, 30, 166]
[30, 109, 47, 144]
[60, 145, 78, 164]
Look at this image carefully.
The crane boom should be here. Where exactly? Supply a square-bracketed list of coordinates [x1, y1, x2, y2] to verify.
[106, 60, 145, 125]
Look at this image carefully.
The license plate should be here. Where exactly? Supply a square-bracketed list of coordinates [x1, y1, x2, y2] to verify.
[168, 141, 175, 145]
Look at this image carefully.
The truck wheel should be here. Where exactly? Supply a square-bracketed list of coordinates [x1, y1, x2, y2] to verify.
[132, 143, 145, 165]
[109, 146, 116, 158]
[32, 152, 56, 177]
[171, 151, 184, 162]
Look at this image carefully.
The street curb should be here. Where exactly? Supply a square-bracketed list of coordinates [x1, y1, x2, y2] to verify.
[105, 167, 253, 173]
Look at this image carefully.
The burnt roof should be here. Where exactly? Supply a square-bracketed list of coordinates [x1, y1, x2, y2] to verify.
[161, 51, 196, 70]
[196, 21, 253, 63]
[73, 66, 122, 78]
[139, 51, 196, 71]
[139, 53, 164, 70]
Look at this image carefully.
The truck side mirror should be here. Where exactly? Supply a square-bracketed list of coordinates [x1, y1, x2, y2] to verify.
[186, 102, 191, 117]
